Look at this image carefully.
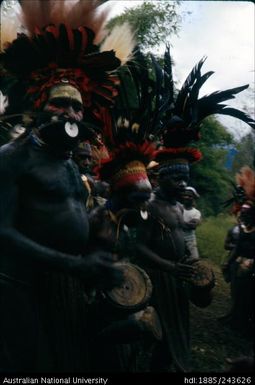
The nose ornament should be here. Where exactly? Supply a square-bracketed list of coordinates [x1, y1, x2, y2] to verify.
[65, 121, 79, 137]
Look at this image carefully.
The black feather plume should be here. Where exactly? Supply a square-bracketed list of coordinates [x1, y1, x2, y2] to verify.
[163, 45, 174, 101]
[160, 48, 254, 147]
[174, 56, 207, 116]
[196, 85, 250, 122]
[215, 107, 255, 129]
[104, 50, 168, 149]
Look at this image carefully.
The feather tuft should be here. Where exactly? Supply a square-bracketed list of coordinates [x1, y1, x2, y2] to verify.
[0, 0, 22, 51]
[1, 0, 110, 50]
[236, 166, 255, 202]
[19, 0, 109, 42]
[100, 23, 136, 65]
[0, 91, 8, 115]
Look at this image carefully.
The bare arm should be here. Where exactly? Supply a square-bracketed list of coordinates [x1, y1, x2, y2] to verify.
[183, 220, 200, 230]
[136, 243, 195, 280]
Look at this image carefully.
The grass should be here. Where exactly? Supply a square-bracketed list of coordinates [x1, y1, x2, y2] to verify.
[191, 215, 253, 372]
[190, 261, 253, 372]
[196, 214, 235, 264]
[137, 215, 253, 373]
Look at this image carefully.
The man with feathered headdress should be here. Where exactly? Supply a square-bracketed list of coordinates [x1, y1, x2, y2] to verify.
[138, 47, 254, 372]
[86, 53, 168, 371]
[0, 0, 136, 372]
[220, 166, 255, 338]
[88, 45, 254, 372]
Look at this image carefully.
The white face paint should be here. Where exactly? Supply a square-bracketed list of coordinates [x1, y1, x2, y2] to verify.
[65, 121, 79, 137]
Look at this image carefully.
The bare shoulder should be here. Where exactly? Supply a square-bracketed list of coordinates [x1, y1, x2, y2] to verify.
[0, 141, 23, 175]
[0, 139, 29, 166]
[148, 198, 181, 229]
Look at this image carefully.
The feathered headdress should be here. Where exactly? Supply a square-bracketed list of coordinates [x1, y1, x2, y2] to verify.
[161, 47, 254, 147]
[95, 51, 168, 191]
[0, 0, 136, 137]
[222, 182, 247, 215]
[154, 46, 254, 167]
[236, 166, 255, 204]
[223, 166, 255, 214]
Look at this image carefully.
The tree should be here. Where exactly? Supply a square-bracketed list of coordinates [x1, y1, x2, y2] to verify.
[106, 1, 182, 50]
[232, 132, 255, 172]
[190, 117, 236, 217]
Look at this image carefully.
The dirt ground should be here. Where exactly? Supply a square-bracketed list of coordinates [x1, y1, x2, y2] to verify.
[190, 261, 253, 372]
[137, 261, 253, 373]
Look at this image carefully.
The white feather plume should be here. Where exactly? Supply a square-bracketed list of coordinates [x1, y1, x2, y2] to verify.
[0, 91, 8, 115]
[0, 0, 22, 51]
[100, 23, 136, 65]
[0, 0, 110, 50]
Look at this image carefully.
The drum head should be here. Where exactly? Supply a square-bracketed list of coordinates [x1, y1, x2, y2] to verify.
[105, 262, 153, 312]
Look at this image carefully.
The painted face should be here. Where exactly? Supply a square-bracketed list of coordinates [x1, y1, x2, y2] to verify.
[44, 97, 84, 122]
[73, 141, 93, 173]
[44, 84, 84, 122]
[159, 169, 190, 197]
[111, 160, 152, 211]
[36, 84, 85, 151]
[119, 188, 152, 214]
[181, 192, 194, 206]
[76, 154, 92, 174]
[239, 203, 255, 227]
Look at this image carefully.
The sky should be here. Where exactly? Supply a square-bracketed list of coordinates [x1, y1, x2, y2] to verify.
[107, 0, 255, 140]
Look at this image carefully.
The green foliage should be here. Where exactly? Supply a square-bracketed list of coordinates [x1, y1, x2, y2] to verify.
[232, 132, 255, 172]
[198, 116, 234, 147]
[108, 2, 241, 218]
[196, 214, 235, 265]
[106, 1, 181, 49]
[190, 117, 236, 216]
